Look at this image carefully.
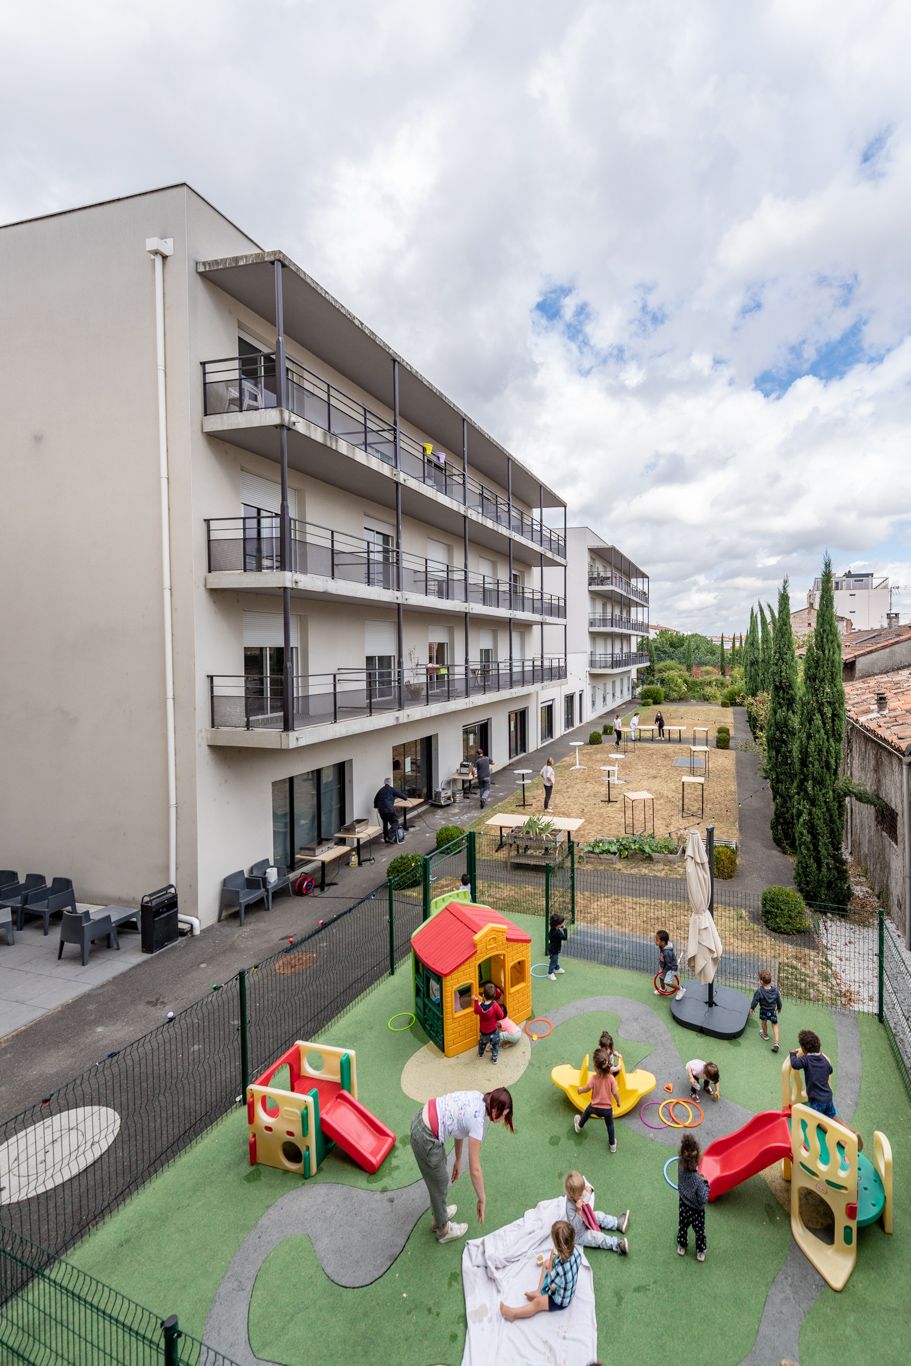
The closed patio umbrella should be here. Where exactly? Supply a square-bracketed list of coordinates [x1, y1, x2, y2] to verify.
[685, 829, 722, 988]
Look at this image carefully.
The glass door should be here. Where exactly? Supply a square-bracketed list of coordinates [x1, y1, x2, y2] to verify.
[244, 645, 292, 721]
[363, 523, 396, 589]
[462, 719, 490, 762]
[508, 708, 527, 760]
[392, 736, 433, 798]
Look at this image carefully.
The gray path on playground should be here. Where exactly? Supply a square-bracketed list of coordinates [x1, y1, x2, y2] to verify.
[728, 706, 795, 895]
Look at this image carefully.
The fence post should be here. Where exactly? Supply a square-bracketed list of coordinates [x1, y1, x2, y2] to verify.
[878, 907, 884, 1023]
[544, 863, 551, 952]
[161, 1315, 181, 1366]
[238, 968, 249, 1094]
[422, 854, 432, 923]
[569, 839, 576, 923]
[387, 880, 396, 975]
[467, 830, 477, 902]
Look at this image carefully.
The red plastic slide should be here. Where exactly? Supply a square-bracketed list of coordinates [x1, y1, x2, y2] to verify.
[700, 1109, 791, 1201]
[321, 1090, 396, 1175]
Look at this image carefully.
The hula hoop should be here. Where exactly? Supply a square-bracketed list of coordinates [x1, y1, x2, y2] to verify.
[525, 1017, 554, 1039]
[641, 1098, 704, 1130]
[639, 1100, 670, 1130]
[663, 1156, 679, 1190]
[530, 962, 552, 979]
[659, 1098, 694, 1128]
[387, 1011, 416, 1032]
[653, 971, 680, 997]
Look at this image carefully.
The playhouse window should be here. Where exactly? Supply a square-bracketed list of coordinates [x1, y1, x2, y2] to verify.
[510, 959, 526, 989]
[454, 983, 472, 1012]
[428, 975, 441, 1005]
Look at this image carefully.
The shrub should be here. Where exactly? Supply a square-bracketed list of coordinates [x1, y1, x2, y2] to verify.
[639, 684, 665, 705]
[584, 834, 678, 859]
[716, 725, 730, 751]
[761, 885, 810, 934]
[602, 722, 612, 733]
[588, 730, 603, 745]
[435, 824, 465, 850]
[721, 685, 743, 707]
[714, 845, 737, 878]
[387, 852, 423, 888]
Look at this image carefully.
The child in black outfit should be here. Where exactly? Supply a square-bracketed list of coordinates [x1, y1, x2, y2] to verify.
[750, 969, 783, 1051]
[548, 914, 568, 981]
[654, 929, 685, 1001]
[676, 1133, 710, 1262]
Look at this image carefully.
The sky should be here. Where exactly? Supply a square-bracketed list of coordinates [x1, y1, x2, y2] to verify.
[2, 0, 910, 633]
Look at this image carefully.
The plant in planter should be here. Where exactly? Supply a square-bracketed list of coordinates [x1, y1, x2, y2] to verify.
[521, 815, 555, 838]
[582, 834, 678, 860]
[761, 885, 810, 934]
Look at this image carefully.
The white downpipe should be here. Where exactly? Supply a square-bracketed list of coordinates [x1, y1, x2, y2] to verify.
[147, 238, 198, 936]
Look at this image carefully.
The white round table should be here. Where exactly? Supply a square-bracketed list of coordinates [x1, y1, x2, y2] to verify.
[569, 741, 585, 770]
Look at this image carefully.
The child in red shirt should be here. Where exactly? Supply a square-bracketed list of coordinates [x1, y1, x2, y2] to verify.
[573, 1047, 620, 1152]
[473, 982, 506, 1064]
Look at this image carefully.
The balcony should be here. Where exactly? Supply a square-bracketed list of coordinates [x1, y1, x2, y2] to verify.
[209, 659, 568, 732]
[587, 572, 648, 604]
[206, 517, 566, 618]
[202, 356, 565, 558]
[588, 615, 648, 633]
[588, 652, 650, 671]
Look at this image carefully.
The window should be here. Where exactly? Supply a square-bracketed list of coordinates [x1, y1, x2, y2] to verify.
[876, 802, 899, 844]
[564, 694, 575, 729]
[272, 762, 348, 865]
[463, 720, 490, 761]
[363, 520, 396, 589]
[509, 959, 526, 989]
[454, 983, 472, 1013]
[540, 701, 554, 743]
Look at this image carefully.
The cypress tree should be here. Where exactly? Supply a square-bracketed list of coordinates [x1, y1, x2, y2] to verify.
[767, 578, 799, 851]
[794, 557, 850, 906]
[758, 602, 773, 691]
[684, 635, 694, 673]
[744, 608, 760, 695]
[719, 633, 726, 677]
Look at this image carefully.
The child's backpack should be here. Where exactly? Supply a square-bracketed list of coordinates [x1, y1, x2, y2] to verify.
[293, 873, 315, 896]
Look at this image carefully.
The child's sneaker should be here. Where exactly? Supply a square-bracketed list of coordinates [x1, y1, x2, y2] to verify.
[548, 972, 557, 981]
[436, 1221, 468, 1244]
[676, 1245, 686, 1256]
[555, 966, 565, 974]
[616, 1237, 629, 1255]
[696, 1251, 706, 1262]
[609, 1142, 617, 1153]
[618, 1210, 630, 1234]
[653, 988, 661, 995]
[491, 1055, 498, 1065]
[573, 1115, 582, 1134]
[759, 1026, 768, 1040]
[674, 986, 686, 1000]
[771, 1044, 780, 1053]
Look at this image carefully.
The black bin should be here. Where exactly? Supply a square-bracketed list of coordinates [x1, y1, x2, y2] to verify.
[140, 884, 180, 954]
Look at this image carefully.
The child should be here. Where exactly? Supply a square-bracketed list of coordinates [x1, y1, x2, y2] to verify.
[789, 1030, 836, 1117]
[750, 970, 783, 1052]
[473, 982, 505, 1064]
[676, 1133, 710, 1262]
[563, 1170, 629, 1255]
[574, 1048, 620, 1152]
[686, 1058, 720, 1102]
[655, 929, 686, 1001]
[459, 872, 472, 890]
[598, 1031, 623, 1077]
[500, 1220, 580, 1321]
[547, 914, 568, 980]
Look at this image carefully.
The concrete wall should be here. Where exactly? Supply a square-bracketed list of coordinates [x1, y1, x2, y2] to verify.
[845, 725, 907, 938]
[851, 639, 911, 680]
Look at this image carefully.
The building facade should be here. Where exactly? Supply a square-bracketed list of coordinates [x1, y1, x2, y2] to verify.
[808, 571, 892, 631]
[1, 185, 574, 925]
[546, 528, 649, 724]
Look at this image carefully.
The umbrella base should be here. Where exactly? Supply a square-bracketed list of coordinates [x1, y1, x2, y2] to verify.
[670, 981, 750, 1040]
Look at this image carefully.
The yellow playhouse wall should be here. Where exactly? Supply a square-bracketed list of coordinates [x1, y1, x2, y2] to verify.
[438, 925, 532, 1057]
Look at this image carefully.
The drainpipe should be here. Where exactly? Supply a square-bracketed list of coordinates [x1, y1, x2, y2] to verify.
[903, 745, 911, 946]
[146, 238, 197, 935]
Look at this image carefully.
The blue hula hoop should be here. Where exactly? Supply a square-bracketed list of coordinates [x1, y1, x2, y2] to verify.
[663, 1156, 678, 1191]
[530, 962, 552, 979]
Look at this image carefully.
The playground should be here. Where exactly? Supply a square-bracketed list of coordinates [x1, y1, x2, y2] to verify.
[50, 910, 907, 1366]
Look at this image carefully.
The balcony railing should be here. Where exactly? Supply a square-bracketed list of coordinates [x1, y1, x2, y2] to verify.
[209, 659, 568, 730]
[587, 572, 648, 603]
[202, 356, 565, 557]
[588, 615, 648, 633]
[205, 516, 566, 618]
[588, 652, 650, 670]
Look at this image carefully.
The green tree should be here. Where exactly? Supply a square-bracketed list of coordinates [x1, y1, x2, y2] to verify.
[719, 633, 726, 677]
[729, 635, 736, 672]
[758, 602, 773, 691]
[767, 578, 800, 851]
[684, 635, 694, 673]
[794, 557, 850, 906]
[743, 607, 761, 696]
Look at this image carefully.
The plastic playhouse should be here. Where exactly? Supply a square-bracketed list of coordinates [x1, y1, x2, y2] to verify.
[411, 901, 532, 1056]
[551, 1053, 656, 1118]
[699, 1059, 892, 1290]
[247, 1040, 395, 1178]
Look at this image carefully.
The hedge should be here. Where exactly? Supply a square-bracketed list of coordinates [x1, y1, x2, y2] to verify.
[761, 885, 810, 934]
[588, 730, 603, 745]
[387, 852, 423, 887]
[639, 685, 665, 705]
[714, 845, 737, 878]
[435, 824, 465, 849]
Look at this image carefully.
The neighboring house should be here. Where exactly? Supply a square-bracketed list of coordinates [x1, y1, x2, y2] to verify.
[545, 528, 649, 725]
[841, 624, 911, 681]
[791, 604, 853, 644]
[0, 185, 573, 926]
[844, 669, 911, 946]
[809, 570, 892, 630]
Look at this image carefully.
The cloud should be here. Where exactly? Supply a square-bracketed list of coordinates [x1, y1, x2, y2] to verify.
[2, 0, 911, 631]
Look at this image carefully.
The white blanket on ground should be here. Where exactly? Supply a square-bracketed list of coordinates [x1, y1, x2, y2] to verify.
[460, 1197, 597, 1366]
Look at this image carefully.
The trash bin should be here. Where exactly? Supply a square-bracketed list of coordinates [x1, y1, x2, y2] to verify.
[140, 884, 180, 954]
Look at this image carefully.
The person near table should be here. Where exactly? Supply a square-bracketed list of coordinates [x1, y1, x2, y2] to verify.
[629, 711, 640, 742]
[374, 777, 407, 843]
[540, 756, 556, 810]
[655, 710, 665, 738]
[409, 1088, 515, 1243]
[614, 715, 622, 747]
[472, 750, 494, 809]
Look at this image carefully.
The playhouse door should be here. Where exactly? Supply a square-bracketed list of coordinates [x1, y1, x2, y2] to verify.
[479, 954, 507, 1009]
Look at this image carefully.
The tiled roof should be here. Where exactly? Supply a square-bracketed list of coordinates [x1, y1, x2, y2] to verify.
[844, 667, 911, 755]
[411, 901, 531, 976]
[842, 624, 911, 662]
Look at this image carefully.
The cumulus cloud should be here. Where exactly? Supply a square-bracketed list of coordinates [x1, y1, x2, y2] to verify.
[1, 0, 909, 629]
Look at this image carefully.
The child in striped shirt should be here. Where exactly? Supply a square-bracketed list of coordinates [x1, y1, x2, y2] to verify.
[500, 1220, 581, 1320]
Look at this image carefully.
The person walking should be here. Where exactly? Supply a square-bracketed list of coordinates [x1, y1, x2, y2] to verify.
[374, 777, 407, 844]
[472, 750, 494, 809]
[409, 1088, 515, 1243]
[655, 710, 665, 739]
[540, 756, 556, 810]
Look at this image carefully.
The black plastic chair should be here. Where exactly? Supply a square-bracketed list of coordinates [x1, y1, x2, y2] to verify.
[0, 903, 14, 946]
[218, 871, 267, 925]
[19, 877, 77, 935]
[0, 874, 47, 915]
[58, 908, 119, 966]
[248, 860, 293, 911]
[0, 871, 18, 898]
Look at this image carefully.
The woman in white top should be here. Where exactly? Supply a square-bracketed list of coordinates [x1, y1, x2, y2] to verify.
[409, 1088, 515, 1243]
[540, 756, 556, 810]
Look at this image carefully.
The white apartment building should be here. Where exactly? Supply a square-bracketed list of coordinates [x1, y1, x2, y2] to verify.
[0, 185, 572, 926]
[808, 571, 893, 631]
[545, 527, 649, 722]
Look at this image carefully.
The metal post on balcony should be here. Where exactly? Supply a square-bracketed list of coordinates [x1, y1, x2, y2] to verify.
[367, 668, 374, 717]
[274, 259, 295, 734]
[392, 358, 401, 471]
[329, 528, 336, 579]
[508, 621, 514, 689]
[332, 674, 338, 724]
[363, 405, 369, 453]
[366, 540, 372, 588]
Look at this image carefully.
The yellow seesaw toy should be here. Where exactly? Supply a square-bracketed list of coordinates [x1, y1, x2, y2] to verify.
[551, 1053, 656, 1118]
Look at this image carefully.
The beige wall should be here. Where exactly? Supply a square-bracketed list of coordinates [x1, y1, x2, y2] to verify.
[845, 726, 906, 937]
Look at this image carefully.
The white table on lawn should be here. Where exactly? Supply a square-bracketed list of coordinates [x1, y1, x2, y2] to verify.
[485, 813, 585, 849]
[513, 769, 533, 807]
[569, 741, 586, 769]
[692, 726, 709, 746]
[637, 724, 657, 742]
[665, 725, 686, 743]
[689, 745, 710, 776]
[680, 775, 705, 818]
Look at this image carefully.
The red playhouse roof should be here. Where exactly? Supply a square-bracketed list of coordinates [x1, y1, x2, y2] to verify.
[411, 902, 532, 977]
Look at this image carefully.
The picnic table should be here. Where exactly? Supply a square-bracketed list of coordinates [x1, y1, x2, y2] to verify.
[485, 813, 585, 850]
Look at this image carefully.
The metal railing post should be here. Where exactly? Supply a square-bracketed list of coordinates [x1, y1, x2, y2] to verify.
[878, 907, 885, 1023]
[467, 829, 477, 902]
[332, 674, 338, 724]
[330, 528, 336, 578]
[161, 1315, 181, 1366]
[544, 864, 551, 949]
[238, 968, 249, 1093]
[422, 855, 432, 922]
[387, 881, 396, 974]
[569, 839, 576, 922]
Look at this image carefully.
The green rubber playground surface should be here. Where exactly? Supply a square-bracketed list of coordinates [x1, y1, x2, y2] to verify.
[66, 917, 909, 1366]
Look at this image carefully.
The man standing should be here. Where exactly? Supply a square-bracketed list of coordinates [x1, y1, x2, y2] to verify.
[374, 777, 407, 843]
[472, 750, 494, 809]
